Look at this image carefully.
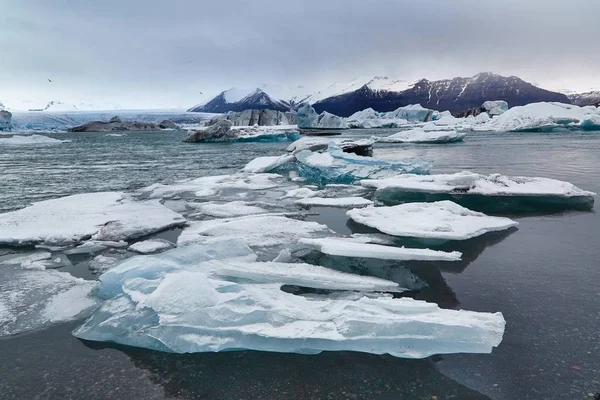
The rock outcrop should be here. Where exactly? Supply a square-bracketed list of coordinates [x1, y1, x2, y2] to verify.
[68, 117, 179, 132]
[183, 120, 235, 142]
[207, 109, 297, 127]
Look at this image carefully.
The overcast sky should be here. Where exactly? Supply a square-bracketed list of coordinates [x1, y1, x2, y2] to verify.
[1, 0, 599, 109]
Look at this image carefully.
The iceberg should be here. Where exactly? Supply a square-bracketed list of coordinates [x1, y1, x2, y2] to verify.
[346, 108, 409, 129]
[362, 171, 596, 212]
[295, 145, 432, 185]
[242, 154, 295, 173]
[189, 200, 268, 218]
[0, 103, 12, 130]
[286, 137, 374, 155]
[482, 100, 508, 116]
[184, 120, 300, 143]
[0, 134, 69, 146]
[128, 239, 174, 254]
[347, 201, 518, 241]
[295, 196, 373, 208]
[375, 129, 466, 144]
[297, 104, 348, 130]
[74, 246, 505, 358]
[477, 102, 600, 132]
[297, 238, 462, 261]
[1, 266, 98, 337]
[177, 214, 332, 249]
[0, 192, 186, 246]
[388, 104, 435, 122]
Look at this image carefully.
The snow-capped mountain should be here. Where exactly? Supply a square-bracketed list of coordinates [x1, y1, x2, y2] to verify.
[313, 73, 571, 116]
[188, 88, 291, 113]
[568, 91, 600, 107]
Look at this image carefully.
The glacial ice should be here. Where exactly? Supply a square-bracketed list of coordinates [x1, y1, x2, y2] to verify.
[189, 201, 268, 218]
[362, 171, 596, 212]
[128, 239, 174, 254]
[177, 214, 332, 249]
[286, 137, 374, 154]
[73, 246, 505, 358]
[375, 129, 466, 144]
[346, 108, 409, 129]
[0, 192, 186, 246]
[482, 100, 508, 116]
[0, 266, 98, 337]
[317, 112, 349, 130]
[295, 145, 432, 185]
[295, 196, 373, 208]
[297, 104, 348, 130]
[64, 240, 128, 255]
[279, 187, 319, 199]
[297, 238, 462, 261]
[242, 154, 295, 173]
[0, 134, 69, 146]
[227, 127, 300, 142]
[347, 201, 518, 241]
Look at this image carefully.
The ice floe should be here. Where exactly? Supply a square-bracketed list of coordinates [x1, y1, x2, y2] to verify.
[295, 196, 373, 208]
[375, 129, 466, 144]
[0, 267, 98, 337]
[347, 201, 518, 241]
[73, 246, 505, 358]
[189, 200, 268, 218]
[128, 239, 174, 254]
[297, 238, 462, 261]
[362, 171, 596, 212]
[0, 134, 69, 146]
[0, 192, 186, 246]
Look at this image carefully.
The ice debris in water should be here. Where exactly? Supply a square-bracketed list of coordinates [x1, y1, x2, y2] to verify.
[362, 171, 596, 212]
[297, 238, 462, 261]
[0, 192, 186, 246]
[279, 187, 319, 199]
[0, 134, 70, 146]
[0, 252, 53, 270]
[1, 266, 98, 337]
[73, 245, 505, 358]
[295, 144, 432, 185]
[177, 214, 332, 249]
[295, 196, 373, 208]
[64, 240, 128, 255]
[375, 129, 467, 144]
[128, 239, 174, 254]
[189, 201, 268, 218]
[347, 201, 518, 241]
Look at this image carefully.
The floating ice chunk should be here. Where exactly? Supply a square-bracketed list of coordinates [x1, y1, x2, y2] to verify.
[317, 112, 349, 129]
[348, 233, 397, 245]
[0, 192, 185, 246]
[295, 145, 432, 185]
[65, 240, 128, 255]
[295, 196, 373, 208]
[482, 100, 508, 116]
[74, 252, 505, 357]
[362, 171, 596, 212]
[190, 201, 268, 218]
[477, 102, 599, 132]
[178, 214, 331, 249]
[272, 248, 294, 263]
[140, 173, 285, 200]
[580, 113, 600, 130]
[0, 134, 69, 146]
[279, 187, 319, 199]
[128, 239, 174, 254]
[242, 154, 295, 173]
[347, 201, 518, 240]
[0, 267, 98, 337]
[297, 238, 462, 261]
[89, 254, 127, 273]
[98, 240, 257, 299]
[286, 137, 374, 155]
[375, 129, 466, 144]
[346, 108, 409, 129]
[0, 252, 52, 269]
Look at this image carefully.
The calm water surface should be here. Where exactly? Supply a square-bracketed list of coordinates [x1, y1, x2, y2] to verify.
[0, 129, 599, 399]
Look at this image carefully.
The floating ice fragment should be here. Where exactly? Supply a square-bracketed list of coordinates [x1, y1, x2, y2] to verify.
[190, 201, 268, 218]
[128, 239, 174, 254]
[242, 154, 295, 173]
[0, 134, 69, 146]
[375, 129, 466, 144]
[347, 201, 518, 240]
[295, 196, 373, 208]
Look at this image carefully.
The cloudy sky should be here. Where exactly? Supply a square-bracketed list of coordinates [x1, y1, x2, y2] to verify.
[1, 0, 599, 109]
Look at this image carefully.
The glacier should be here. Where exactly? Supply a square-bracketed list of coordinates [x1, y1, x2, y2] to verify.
[73, 245, 505, 358]
[361, 171, 596, 212]
[347, 201, 518, 241]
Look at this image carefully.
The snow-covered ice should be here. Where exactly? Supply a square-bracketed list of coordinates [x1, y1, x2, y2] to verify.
[128, 239, 174, 254]
[0, 192, 186, 246]
[297, 238, 462, 261]
[0, 134, 69, 146]
[189, 201, 268, 218]
[1, 267, 98, 337]
[375, 129, 466, 144]
[73, 246, 505, 358]
[242, 154, 295, 173]
[279, 187, 319, 199]
[295, 196, 373, 208]
[286, 137, 374, 154]
[362, 171, 596, 211]
[347, 201, 518, 240]
[177, 214, 332, 249]
[64, 240, 128, 255]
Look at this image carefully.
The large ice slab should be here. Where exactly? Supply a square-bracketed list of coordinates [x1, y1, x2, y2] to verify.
[190, 201, 268, 218]
[0, 134, 69, 146]
[295, 196, 373, 208]
[347, 201, 518, 240]
[74, 247, 505, 358]
[375, 129, 466, 144]
[177, 214, 332, 249]
[242, 154, 295, 173]
[297, 238, 462, 261]
[286, 137, 374, 154]
[0, 192, 186, 246]
[362, 171, 596, 212]
[295, 145, 432, 185]
[1, 267, 98, 337]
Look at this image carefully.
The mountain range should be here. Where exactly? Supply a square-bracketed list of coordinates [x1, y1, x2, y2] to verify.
[190, 73, 585, 116]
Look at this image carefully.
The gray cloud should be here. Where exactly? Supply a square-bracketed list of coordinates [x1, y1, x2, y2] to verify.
[1, 0, 599, 108]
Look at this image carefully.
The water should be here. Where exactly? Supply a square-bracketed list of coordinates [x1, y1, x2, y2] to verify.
[1, 129, 599, 399]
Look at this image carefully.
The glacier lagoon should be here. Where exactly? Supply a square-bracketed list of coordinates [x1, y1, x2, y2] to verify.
[0, 127, 599, 399]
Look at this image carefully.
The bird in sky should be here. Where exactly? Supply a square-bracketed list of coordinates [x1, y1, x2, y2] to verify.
[199, 91, 203, 94]
[48, 79, 52, 83]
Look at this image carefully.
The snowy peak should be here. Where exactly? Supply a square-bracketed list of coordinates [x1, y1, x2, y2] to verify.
[568, 91, 600, 107]
[189, 87, 291, 113]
